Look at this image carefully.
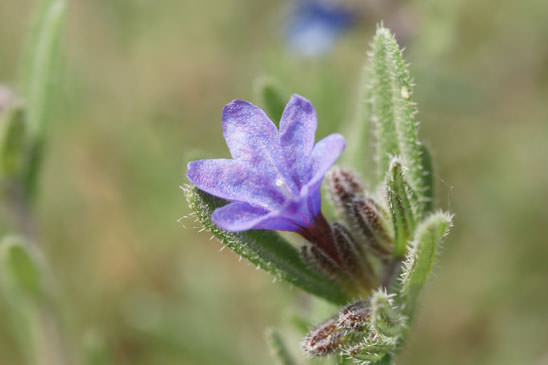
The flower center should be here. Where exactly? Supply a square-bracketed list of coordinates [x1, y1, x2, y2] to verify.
[275, 178, 294, 199]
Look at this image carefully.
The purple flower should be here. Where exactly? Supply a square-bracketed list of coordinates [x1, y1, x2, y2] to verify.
[285, 0, 355, 57]
[187, 94, 345, 237]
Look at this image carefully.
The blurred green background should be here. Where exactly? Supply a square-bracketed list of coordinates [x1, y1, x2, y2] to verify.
[1, 0, 548, 364]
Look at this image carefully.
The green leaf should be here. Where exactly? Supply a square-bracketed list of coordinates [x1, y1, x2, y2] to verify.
[0, 105, 28, 177]
[368, 27, 400, 182]
[399, 212, 453, 316]
[83, 329, 114, 365]
[0, 236, 42, 298]
[386, 159, 415, 258]
[366, 26, 425, 207]
[184, 185, 350, 304]
[19, 0, 66, 199]
[266, 329, 296, 365]
[20, 0, 66, 139]
[254, 77, 288, 125]
[370, 290, 405, 338]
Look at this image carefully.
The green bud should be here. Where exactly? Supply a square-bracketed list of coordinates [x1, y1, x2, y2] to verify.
[370, 290, 405, 338]
[345, 335, 396, 363]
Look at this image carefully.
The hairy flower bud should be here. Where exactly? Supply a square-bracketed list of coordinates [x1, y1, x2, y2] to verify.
[351, 197, 393, 258]
[302, 317, 346, 356]
[337, 300, 370, 330]
[326, 166, 365, 221]
[331, 223, 376, 290]
[301, 244, 340, 280]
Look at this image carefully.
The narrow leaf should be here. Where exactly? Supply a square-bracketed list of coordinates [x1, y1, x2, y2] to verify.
[0, 105, 28, 177]
[19, 0, 66, 199]
[399, 212, 453, 316]
[386, 159, 415, 258]
[367, 26, 425, 209]
[20, 0, 66, 139]
[184, 185, 350, 304]
[254, 77, 288, 125]
[368, 27, 400, 182]
[266, 329, 296, 365]
[0, 236, 42, 298]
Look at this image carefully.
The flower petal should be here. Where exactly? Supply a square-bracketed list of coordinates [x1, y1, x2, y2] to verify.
[187, 159, 285, 208]
[305, 133, 346, 214]
[212, 202, 301, 232]
[309, 133, 346, 184]
[222, 100, 299, 194]
[222, 100, 280, 161]
[279, 94, 317, 187]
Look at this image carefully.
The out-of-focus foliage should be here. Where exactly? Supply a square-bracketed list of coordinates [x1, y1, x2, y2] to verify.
[0, 0, 547, 364]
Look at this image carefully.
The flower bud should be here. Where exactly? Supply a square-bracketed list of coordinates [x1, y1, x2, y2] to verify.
[331, 223, 376, 290]
[326, 166, 365, 221]
[302, 317, 346, 356]
[301, 244, 339, 280]
[351, 197, 393, 258]
[336, 300, 370, 330]
[301, 243, 361, 296]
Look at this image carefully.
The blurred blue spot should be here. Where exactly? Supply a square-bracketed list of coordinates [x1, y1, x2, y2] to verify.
[285, 0, 355, 57]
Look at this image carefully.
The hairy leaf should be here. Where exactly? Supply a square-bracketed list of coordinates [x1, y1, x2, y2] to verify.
[184, 185, 350, 304]
[386, 159, 415, 258]
[399, 212, 453, 316]
[366, 26, 425, 209]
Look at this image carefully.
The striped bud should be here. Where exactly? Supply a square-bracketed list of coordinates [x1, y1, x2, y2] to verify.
[326, 167, 365, 221]
[351, 197, 393, 258]
[337, 301, 370, 330]
[302, 317, 346, 356]
[331, 223, 376, 291]
[301, 245, 340, 279]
